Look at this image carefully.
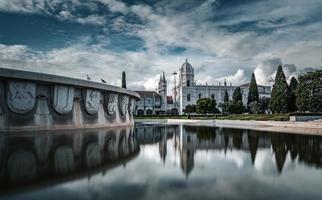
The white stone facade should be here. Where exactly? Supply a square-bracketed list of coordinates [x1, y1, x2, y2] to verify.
[178, 60, 272, 114]
[135, 59, 272, 115]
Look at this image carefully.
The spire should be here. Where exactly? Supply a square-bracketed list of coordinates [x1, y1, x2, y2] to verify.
[224, 78, 227, 86]
[186, 58, 188, 62]
[162, 72, 166, 81]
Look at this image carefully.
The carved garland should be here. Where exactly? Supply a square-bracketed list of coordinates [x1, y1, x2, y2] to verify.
[85, 89, 100, 115]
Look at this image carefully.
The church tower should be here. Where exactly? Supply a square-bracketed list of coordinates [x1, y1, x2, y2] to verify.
[178, 59, 194, 114]
[158, 72, 167, 112]
[179, 58, 194, 87]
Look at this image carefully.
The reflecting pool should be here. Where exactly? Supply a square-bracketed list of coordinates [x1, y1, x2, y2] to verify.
[1, 123, 322, 200]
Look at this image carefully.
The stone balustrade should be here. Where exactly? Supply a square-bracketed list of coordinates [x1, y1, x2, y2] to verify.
[0, 68, 140, 131]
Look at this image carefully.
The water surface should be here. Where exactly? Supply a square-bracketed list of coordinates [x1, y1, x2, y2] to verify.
[1, 123, 322, 200]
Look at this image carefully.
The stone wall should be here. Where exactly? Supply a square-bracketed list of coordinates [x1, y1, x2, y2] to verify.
[0, 68, 140, 131]
[290, 115, 322, 122]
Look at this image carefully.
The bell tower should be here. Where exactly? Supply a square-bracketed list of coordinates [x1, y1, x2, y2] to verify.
[179, 58, 194, 87]
[158, 72, 167, 112]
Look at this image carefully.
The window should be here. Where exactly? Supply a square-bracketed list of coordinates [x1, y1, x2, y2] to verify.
[198, 93, 201, 99]
[187, 94, 191, 101]
[211, 94, 214, 99]
[187, 80, 190, 87]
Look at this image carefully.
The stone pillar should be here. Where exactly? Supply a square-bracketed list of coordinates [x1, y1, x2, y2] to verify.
[34, 96, 53, 126]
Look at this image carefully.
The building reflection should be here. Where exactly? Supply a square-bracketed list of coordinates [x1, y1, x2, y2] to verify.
[0, 127, 139, 190]
[136, 124, 322, 176]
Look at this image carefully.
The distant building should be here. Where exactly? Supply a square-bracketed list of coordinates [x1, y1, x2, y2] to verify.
[135, 59, 272, 115]
[239, 83, 272, 105]
[135, 91, 161, 115]
[178, 59, 272, 114]
[135, 72, 178, 115]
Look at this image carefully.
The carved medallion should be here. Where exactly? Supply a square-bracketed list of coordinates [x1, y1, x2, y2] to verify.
[53, 85, 74, 114]
[106, 93, 118, 115]
[85, 89, 100, 115]
[118, 95, 129, 116]
[7, 80, 36, 114]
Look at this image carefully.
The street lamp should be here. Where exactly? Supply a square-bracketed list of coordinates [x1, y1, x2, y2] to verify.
[172, 72, 178, 108]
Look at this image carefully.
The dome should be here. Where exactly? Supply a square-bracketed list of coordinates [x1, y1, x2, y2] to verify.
[180, 59, 194, 74]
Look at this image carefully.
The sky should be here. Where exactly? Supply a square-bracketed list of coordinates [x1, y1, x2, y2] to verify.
[0, 0, 321, 92]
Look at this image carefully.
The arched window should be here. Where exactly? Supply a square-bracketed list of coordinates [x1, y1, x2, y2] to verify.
[211, 94, 214, 99]
[187, 94, 191, 101]
[187, 80, 190, 87]
[198, 93, 201, 99]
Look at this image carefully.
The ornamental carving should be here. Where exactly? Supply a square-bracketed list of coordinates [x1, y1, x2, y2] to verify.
[7, 80, 36, 114]
[53, 85, 74, 114]
[118, 95, 129, 116]
[85, 89, 100, 115]
[129, 98, 136, 115]
[106, 93, 118, 115]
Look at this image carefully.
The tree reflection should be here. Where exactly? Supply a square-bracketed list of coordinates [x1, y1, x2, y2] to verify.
[135, 124, 322, 176]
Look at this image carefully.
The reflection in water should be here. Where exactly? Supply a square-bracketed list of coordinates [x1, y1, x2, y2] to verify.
[0, 127, 139, 191]
[1, 124, 322, 199]
[135, 124, 322, 176]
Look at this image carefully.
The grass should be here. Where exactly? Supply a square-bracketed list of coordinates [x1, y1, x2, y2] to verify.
[215, 114, 289, 121]
[134, 113, 290, 121]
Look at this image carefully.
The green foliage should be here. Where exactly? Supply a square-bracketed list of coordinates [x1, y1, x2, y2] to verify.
[233, 87, 243, 103]
[228, 87, 244, 114]
[247, 73, 259, 107]
[196, 98, 217, 114]
[296, 70, 322, 112]
[269, 65, 288, 113]
[249, 101, 259, 114]
[224, 90, 229, 103]
[228, 101, 244, 114]
[184, 104, 196, 114]
[122, 71, 127, 89]
[258, 97, 270, 113]
[287, 77, 298, 112]
[219, 102, 229, 114]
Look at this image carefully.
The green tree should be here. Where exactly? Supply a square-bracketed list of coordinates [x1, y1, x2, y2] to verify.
[249, 101, 259, 114]
[269, 65, 288, 113]
[122, 71, 127, 89]
[224, 90, 229, 103]
[196, 98, 217, 114]
[227, 86, 244, 114]
[247, 73, 259, 107]
[233, 87, 243, 103]
[296, 70, 322, 112]
[258, 97, 270, 113]
[228, 101, 244, 114]
[209, 98, 218, 114]
[287, 77, 298, 112]
[184, 104, 196, 114]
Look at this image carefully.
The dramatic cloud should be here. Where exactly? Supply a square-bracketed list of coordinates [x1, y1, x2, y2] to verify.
[0, 0, 321, 92]
[197, 69, 247, 86]
[254, 58, 304, 85]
